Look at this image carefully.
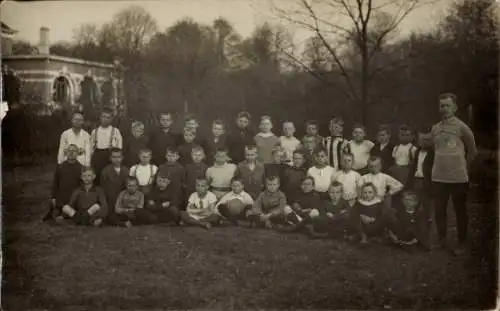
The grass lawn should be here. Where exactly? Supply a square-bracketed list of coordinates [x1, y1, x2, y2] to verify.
[2, 153, 497, 310]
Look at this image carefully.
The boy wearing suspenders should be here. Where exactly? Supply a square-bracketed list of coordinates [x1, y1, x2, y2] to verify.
[90, 108, 123, 184]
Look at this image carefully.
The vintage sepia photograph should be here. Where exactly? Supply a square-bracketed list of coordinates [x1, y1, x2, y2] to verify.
[1, 0, 498, 309]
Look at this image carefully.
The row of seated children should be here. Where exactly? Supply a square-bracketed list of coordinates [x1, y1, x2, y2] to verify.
[47, 139, 430, 248]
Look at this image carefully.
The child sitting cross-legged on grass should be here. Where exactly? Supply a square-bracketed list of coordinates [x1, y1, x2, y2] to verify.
[247, 175, 287, 229]
[351, 183, 388, 244]
[145, 173, 182, 225]
[386, 190, 431, 250]
[180, 177, 221, 229]
[216, 177, 254, 225]
[305, 181, 352, 239]
[113, 177, 156, 227]
[281, 176, 323, 231]
[60, 166, 108, 227]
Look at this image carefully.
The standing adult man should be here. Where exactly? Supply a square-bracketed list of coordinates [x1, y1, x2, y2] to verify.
[432, 93, 477, 255]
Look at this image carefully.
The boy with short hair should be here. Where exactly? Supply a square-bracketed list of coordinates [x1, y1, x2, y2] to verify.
[235, 145, 265, 200]
[178, 129, 199, 166]
[406, 130, 435, 223]
[145, 173, 182, 224]
[123, 121, 148, 167]
[158, 147, 185, 207]
[181, 177, 221, 229]
[206, 119, 228, 166]
[248, 175, 287, 229]
[90, 108, 123, 182]
[351, 182, 387, 244]
[302, 120, 324, 149]
[282, 149, 308, 203]
[346, 124, 374, 175]
[113, 177, 152, 227]
[100, 148, 129, 223]
[149, 112, 179, 166]
[46, 144, 83, 222]
[333, 153, 362, 206]
[216, 177, 255, 225]
[371, 125, 394, 173]
[306, 181, 352, 238]
[389, 124, 417, 185]
[61, 166, 108, 227]
[280, 121, 301, 166]
[282, 176, 323, 228]
[129, 148, 158, 195]
[184, 146, 209, 202]
[387, 190, 430, 250]
[228, 111, 255, 164]
[206, 148, 237, 200]
[57, 112, 91, 166]
[264, 147, 288, 187]
[361, 156, 403, 204]
[184, 115, 207, 150]
[324, 117, 348, 171]
[254, 116, 280, 164]
[299, 135, 317, 169]
[307, 148, 336, 201]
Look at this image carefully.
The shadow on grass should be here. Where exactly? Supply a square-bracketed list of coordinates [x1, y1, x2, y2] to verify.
[2, 157, 498, 310]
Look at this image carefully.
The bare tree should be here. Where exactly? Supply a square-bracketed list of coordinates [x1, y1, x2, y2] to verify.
[272, 0, 432, 124]
[100, 5, 159, 63]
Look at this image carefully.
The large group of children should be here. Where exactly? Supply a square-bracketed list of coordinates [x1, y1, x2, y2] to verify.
[48, 108, 437, 249]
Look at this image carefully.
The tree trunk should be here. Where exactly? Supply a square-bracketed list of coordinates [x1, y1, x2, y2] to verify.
[360, 38, 369, 126]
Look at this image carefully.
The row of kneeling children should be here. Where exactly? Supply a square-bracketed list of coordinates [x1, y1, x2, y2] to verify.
[47, 138, 432, 249]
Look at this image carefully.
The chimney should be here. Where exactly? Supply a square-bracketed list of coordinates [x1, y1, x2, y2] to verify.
[38, 27, 50, 55]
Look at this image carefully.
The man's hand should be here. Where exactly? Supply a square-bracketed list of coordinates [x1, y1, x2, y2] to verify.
[148, 200, 155, 206]
[326, 212, 334, 218]
[162, 202, 170, 208]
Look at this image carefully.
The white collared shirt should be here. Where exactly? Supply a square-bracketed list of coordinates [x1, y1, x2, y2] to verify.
[333, 170, 362, 201]
[130, 164, 158, 186]
[307, 165, 336, 192]
[392, 143, 417, 166]
[57, 128, 91, 166]
[90, 126, 123, 150]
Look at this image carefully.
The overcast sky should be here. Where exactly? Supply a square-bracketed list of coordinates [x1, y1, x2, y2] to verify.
[2, 0, 453, 45]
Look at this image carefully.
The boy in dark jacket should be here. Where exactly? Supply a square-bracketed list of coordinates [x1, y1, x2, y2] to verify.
[148, 112, 179, 166]
[100, 148, 129, 224]
[61, 167, 108, 227]
[406, 131, 435, 222]
[282, 149, 308, 203]
[228, 111, 255, 164]
[305, 181, 352, 238]
[371, 125, 395, 173]
[145, 173, 182, 224]
[46, 144, 83, 221]
[387, 190, 430, 250]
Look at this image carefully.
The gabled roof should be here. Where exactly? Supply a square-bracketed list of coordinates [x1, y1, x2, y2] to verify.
[1, 22, 18, 35]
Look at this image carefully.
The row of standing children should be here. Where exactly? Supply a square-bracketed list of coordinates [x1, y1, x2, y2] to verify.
[49, 108, 435, 248]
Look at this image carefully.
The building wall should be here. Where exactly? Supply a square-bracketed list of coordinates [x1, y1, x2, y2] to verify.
[2, 56, 120, 111]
